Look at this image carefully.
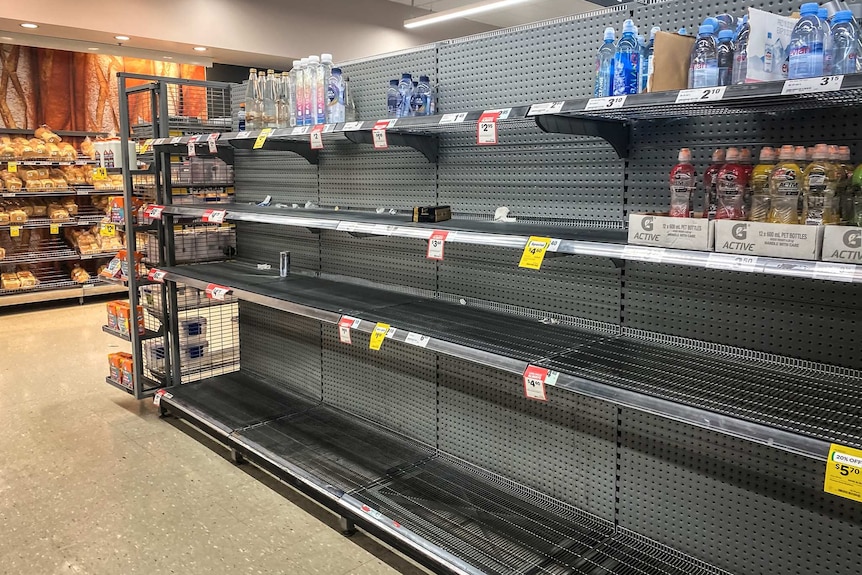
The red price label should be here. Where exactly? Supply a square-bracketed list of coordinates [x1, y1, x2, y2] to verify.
[338, 315, 360, 344]
[372, 120, 389, 149]
[310, 124, 325, 150]
[522, 365, 558, 402]
[202, 209, 227, 224]
[145, 204, 165, 219]
[426, 230, 449, 260]
[147, 268, 167, 283]
[477, 111, 501, 145]
[207, 133, 219, 154]
[187, 135, 201, 157]
[205, 283, 231, 301]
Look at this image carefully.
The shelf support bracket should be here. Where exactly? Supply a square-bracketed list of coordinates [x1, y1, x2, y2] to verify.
[228, 139, 320, 164]
[343, 131, 439, 163]
[534, 114, 631, 159]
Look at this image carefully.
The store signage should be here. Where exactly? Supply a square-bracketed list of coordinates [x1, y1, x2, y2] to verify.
[144, 205, 165, 220]
[205, 283, 231, 300]
[782, 75, 844, 95]
[253, 128, 272, 150]
[824, 443, 862, 503]
[372, 120, 390, 149]
[147, 268, 167, 283]
[584, 96, 626, 111]
[202, 209, 227, 224]
[675, 87, 726, 104]
[369, 322, 390, 350]
[207, 133, 220, 154]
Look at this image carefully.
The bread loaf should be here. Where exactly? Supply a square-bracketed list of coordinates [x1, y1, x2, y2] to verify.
[1, 273, 21, 290]
[35, 125, 61, 144]
[17, 271, 37, 287]
[8, 209, 26, 223]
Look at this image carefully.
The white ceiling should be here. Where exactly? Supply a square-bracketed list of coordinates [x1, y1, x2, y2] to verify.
[389, 0, 607, 28]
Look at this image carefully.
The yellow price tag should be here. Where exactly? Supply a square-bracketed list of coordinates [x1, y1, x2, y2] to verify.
[518, 236, 552, 270]
[93, 167, 108, 181]
[253, 128, 272, 150]
[368, 322, 391, 351]
[7, 161, 17, 173]
[825, 443, 862, 503]
[140, 139, 154, 154]
[10, 225, 21, 237]
[100, 223, 117, 237]
[50, 223, 60, 235]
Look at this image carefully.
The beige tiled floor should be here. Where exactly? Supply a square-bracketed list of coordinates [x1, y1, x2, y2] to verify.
[0, 301, 431, 575]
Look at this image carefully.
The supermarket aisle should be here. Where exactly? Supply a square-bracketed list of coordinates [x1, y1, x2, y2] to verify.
[0, 302, 429, 575]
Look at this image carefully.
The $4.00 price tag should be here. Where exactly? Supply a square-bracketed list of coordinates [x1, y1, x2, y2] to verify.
[310, 124, 325, 150]
[202, 209, 227, 224]
[368, 322, 391, 350]
[476, 111, 501, 146]
[147, 268, 167, 283]
[253, 128, 272, 150]
[145, 204, 165, 220]
[338, 315, 361, 344]
[519, 236, 553, 270]
[426, 230, 449, 260]
[523, 365, 559, 401]
[372, 121, 390, 149]
[824, 443, 862, 503]
[205, 283, 231, 301]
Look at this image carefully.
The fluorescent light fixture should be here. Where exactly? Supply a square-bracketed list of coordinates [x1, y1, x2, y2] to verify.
[114, 35, 130, 41]
[20, 23, 38, 29]
[163, 55, 173, 59]
[87, 47, 100, 51]
[404, 0, 530, 28]
[193, 46, 207, 52]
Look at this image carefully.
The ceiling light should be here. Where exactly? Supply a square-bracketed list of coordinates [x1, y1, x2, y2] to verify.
[20, 23, 38, 29]
[163, 56, 173, 59]
[0, 37, 13, 41]
[193, 46, 207, 52]
[404, 0, 529, 28]
[114, 35, 130, 41]
[87, 47, 100, 51]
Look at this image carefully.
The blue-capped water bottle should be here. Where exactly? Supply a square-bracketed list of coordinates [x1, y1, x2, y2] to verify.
[717, 29, 734, 86]
[689, 24, 719, 88]
[593, 27, 616, 97]
[732, 15, 750, 84]
[397, 73, 414, 118]
[613, 19, 640, 96]
[386, 80, 401, 118]
[789, 3, 825, 79]
[820, 8, 834, 74]
[645, 26, 660, 93]
[638, 34, 648, 93]
[830, 10, 859, 74]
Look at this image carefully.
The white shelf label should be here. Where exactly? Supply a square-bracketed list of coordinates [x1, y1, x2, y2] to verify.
[439, 112, 468, 124]
[547, 238, 562, 253]
[145, 204, 165, 219]
[675, 86, 726, 104]
[205, 283, 230, 301]
[622, 245, 664, 263]
[706, 252, 759, 273]
[782, 75, 844, 95]
[336, 221, 360, 232]
[147, 269, 167, 283]
[584, 96, 626, 111]
[152, 138, 167, 146]
[207, 133, 219, 154]
[342, 121, 364, 131]
[476, 111, 500, 146]
[813, 261, 856, 282]
[484, 107, 512, 120]
[527, 101, 565, 116]
[404, 332, 430, 348]
[291, 126, 310, 135]
[202, 209, 226, 224]
[187, 140, 197, 157]
[170, 137, 183, 144]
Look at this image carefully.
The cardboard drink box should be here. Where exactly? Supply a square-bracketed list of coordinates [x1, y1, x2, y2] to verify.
[821, 226, 862, 263]
[628, 214, 715, 251]
[714, 220, 823, 260]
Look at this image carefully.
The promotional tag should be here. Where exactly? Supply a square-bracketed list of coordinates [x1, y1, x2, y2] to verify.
[310, 124, 325, 150]
[139, 139, 154, 154]
[187, 135, 200, 157]
[93, 167, 108, 181]
[7, 161, 17, 173]
[523, 365, 558, 401]
[372, 121, 389, 149]
[518, 236, 552, 270]
[207, 133, 219, 154]
[426, 230, 449, 260]
[338, 315, 360, 344]
[202, 209, 227, 224]
[10, 226, 20, 237]
[100, 223, 117, 237]
[50, 223, 60, 234]
[205, 283, 230, 300]
[824, 443, 862, 503]
[369, 322, 390, 350]
[253, 128, 272, 150]
[476, 111, 501, 146]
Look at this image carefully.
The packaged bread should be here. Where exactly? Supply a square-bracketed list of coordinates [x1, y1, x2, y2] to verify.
[0, 211, 9, 225]
[20, 168, 39, 181]
[35, 125, 61, 144]
[46, 143, 61, 159]
[8, 208, 26, 223]
[52, 178, 68, 190]
[71, 265, 90, 283]
[1, 273, 21, 290]
[62, 199, 78, 215]
[11, 137, 28, 146]
[20, 202, 33, 217]
[40, 179, 55, 190]
[0, 246, 5, 259]
[0, 136, 10, 145]
[58, 143, 77, 161]
[2, 175, 22, 191]
[0, 143, 14, 159]
[80, 137, 95, 160]
[17, 270, 37, 287]
[30, 199, 46, 217]
[19, 143, 37, 159]
[48, 205, 70, 222]
[28, 140, 48, 158]
[36, 167, 49, 178]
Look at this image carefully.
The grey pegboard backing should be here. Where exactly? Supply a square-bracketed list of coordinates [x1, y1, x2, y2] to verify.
[238, 302, 323, 401]
[623, 262, 862, 370]
[438, 130, 624, 223]
[437, 354, 617, 519]
[437, 4, 631, 110]
[634, 0, 798, 34]
[320, 324, 437, 447]
[618, 408, 862, 575]
[233, 150, 319, 206]
[338, 46, 437, 122]
[439, 244, 622, 323]
[234, 222, 320, 274]
[319, 230, 437, 293]
[318, 143, 436, 210]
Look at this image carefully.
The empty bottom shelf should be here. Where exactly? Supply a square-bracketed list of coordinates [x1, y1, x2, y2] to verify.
[160, 374, 730, 575]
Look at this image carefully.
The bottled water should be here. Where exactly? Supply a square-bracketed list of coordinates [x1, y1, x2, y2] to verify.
[764, 32, 778, 74]
[689, 24, 719, 88]
[732, 16, 750, 84]
[717, 29, 734, 86]
[276, 72, 290, 128]
[289, 61, 303, 127]
[304, 56, 319, 125]
[637, 34, 647, 93]
[256, 70, 267, 126]
[398, 73, 414, 118]
[716, 13, 735, 33]
[298, 58, 311, 125]
[646, 26, 660, 93]
[703, 17, 719, 38]
[238, 103, 246, 131]
[410, 81, 421, 115]
[593, 27, 616, 98]
[830, 10, 859, 75]
[318, 54, 332, 124]
[343, 77, 357, 122]
[387, 80, 401, 118]
[244, 68, 259, 131]
[262, 69, 277, 128]
[326, 67, 345, 124]
[789, 3, 825, 79]
[819, 8, 833, 74]
[414, 75, 435, 116]
[613, 19, 640, 96]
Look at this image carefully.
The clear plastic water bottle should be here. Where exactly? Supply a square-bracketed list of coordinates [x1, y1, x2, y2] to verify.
[238, 103, 246, 131]
[789, 3, 825, 79]
[305, 56, 320, 125]
[289, 61, 302, 127]
[318, 54, 332, 124]
[819, 8, 834, 74]
[326, 67, 345, 124]
[256, 70, 267, 126]
[689, 24, 719, 88]
[763, 32, 777, 74]
[262, 69, 278, 128]
[646, 26, 660, 93]
[343, 77, 358, 122]
[613, 19, 640, 96]
[716, 14, 735, 33]
[593, 27, 616, 97]
[831, 10, 859, 75]
[414, 75, 435, 116]
[244, 68, 259, 131]
[387, 79, 401, 118]
[410, 81, 421, 115]
[638, 34, 648, 93]
[732, 15, 750, 84]
[703, 17, 719, 38]
[276, 72, 290, 128]
[298, 58, 311, 125]
[397, 73, 414, 118]
[717, 29, 734, 85]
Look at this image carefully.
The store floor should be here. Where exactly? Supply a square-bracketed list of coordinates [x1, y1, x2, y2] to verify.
[0, 301, 430, 575]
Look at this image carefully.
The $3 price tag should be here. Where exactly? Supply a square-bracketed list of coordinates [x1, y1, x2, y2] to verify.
[476, 111, 501, 145]
[426, 230, 449, 260]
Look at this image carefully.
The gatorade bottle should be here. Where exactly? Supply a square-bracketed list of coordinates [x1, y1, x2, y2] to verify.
[703, 148, 726, 219]
[749, 147, 776, 222]
[670, 148, 697, 217]
[716, 147, 748, 220]
[739, 148, 754, 218]
[852, 163, 862, 226]
[803, 143, 840, 225]
[797, 146, 811, 218]
[768, 145, 803, 224]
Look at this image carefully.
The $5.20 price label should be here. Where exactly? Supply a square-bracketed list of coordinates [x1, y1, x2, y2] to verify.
[426, 230, 449, 260]
[824, 444, 862, 503]
[523, 365, 559, 402]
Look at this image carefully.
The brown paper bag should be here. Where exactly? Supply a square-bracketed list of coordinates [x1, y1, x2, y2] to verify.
[649, 31, 695, 93]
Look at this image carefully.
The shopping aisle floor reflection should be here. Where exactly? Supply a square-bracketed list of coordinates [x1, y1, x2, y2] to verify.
[0, 301, 430, 575]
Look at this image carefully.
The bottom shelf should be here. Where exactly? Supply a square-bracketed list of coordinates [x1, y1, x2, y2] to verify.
[0, 280, 126, 306]
[160, 373, 728, 575]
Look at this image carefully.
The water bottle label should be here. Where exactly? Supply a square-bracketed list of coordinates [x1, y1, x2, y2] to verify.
[782, 75, 843, 95]
[675, 86, 726, 104]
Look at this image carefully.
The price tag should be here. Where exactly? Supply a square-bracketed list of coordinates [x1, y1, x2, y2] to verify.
[93, 167, 108, 181]
[338, 315, 361, 344]
[100, 223, 117, 237]
[310, 124, 325, 150]
[404, 332, 430, 348]
[523, 365, 559, 401]
[342, 122, 364, 131]
[139, 138, 154, 154]
[50, 223, 59, 235]
[145, 204, 165, 220]
[706, 252, 759, 273]
[291, 126, 310, 135]
[187, 138, 197, 157]
[10, 225, 20, 237]
[782, 75, 844, 95]
[152, 138, 166, 146]
[153, 389, 173, 406]
[7, 161, 17, 172]
[547, 238, 562, 253]
[202, 209, 227, 224]
[426, 230, 449, 260]
[584, 96, 627, 111]
[439, 113, 468, 124]
[372, 121, 389, 149]
[518, 236, 552, 270]
[527, 101, 565, 116]
[477, 111, 501, 146]
[369, 322, 390, 350]
[205, 283, 231, 301]
[236, 131, 251, 139]
[813, 262, 856, 282]
[253, 128, 272, 150]
[147, 268, 167, 283]
[824, 444, 862, 503]
[207, 133, 219, 154]
[170, 136, 183, 144]
[1, 193, 14, 197]
[675, 86, 726, 104]
[622, 245, 665, 263]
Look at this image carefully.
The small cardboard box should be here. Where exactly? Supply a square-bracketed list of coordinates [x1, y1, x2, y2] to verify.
[628, 214, 715, 251]
[649, 32, 696, 92]
[821, 226, 862, 263]
[714, 220, 823, 260]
